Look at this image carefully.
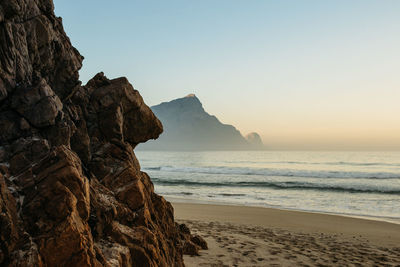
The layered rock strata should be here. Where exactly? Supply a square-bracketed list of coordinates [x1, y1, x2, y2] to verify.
[0, 0, 205, 266]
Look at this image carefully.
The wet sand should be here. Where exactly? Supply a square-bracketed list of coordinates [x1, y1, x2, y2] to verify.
[173, 202, 400, 266]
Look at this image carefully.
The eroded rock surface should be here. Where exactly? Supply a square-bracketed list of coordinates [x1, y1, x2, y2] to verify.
[0, 0, 204, 266]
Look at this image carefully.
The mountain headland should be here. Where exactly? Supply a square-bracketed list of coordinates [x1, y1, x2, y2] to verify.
[139, 94, 264, 151]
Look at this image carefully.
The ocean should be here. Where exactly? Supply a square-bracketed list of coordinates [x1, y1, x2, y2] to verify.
[136, 151, 400, 223]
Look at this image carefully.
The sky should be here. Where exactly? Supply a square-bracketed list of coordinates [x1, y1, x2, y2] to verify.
[54, 0, 400, 150]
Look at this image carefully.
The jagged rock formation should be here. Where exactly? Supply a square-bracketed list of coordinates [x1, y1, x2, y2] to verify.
[0, 0, 205, 266]
[139, 94, 263, 150]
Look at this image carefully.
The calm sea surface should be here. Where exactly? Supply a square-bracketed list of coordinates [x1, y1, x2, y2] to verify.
[136, 151, 400, 222]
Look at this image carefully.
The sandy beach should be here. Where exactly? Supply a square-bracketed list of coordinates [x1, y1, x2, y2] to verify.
[172, 202, 400, 266]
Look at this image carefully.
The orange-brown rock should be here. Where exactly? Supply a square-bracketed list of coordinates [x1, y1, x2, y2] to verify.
[191, 235, 208, 250]
[0, 0, 205, 266]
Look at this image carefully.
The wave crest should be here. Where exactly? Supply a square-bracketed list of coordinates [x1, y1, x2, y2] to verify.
[151, 178, 400, 195]
[144, 166, 400, 179]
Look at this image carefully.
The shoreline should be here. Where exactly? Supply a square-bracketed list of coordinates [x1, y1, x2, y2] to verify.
[167, 196, 400, 225]
[172, 201, 400, 247]
[172, 202, 400, 266]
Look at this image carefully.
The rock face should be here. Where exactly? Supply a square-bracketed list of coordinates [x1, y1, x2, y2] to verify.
[139, 94, 263, 150]
[0, 0, 204, 266]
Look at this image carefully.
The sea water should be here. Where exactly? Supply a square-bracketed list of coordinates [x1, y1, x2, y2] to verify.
[136, 151, 400, 222]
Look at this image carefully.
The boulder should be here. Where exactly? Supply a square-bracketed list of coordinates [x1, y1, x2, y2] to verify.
[191, 235, 208, 250]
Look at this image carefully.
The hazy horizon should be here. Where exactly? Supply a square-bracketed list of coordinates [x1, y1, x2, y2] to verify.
[55, 0, 400, 150]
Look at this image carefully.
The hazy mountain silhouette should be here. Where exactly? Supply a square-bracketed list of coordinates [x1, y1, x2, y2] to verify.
[139, 94, 263, 150]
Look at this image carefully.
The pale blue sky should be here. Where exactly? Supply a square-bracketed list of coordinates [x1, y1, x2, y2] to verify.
[54, 0, 400, 149]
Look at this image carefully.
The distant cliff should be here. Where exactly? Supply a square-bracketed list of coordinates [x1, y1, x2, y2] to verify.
[139, 94, 264, 150]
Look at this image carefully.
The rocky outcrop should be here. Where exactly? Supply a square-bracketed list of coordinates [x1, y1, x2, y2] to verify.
[0, 0, 204, 266]
[245, 132, 264, 148]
